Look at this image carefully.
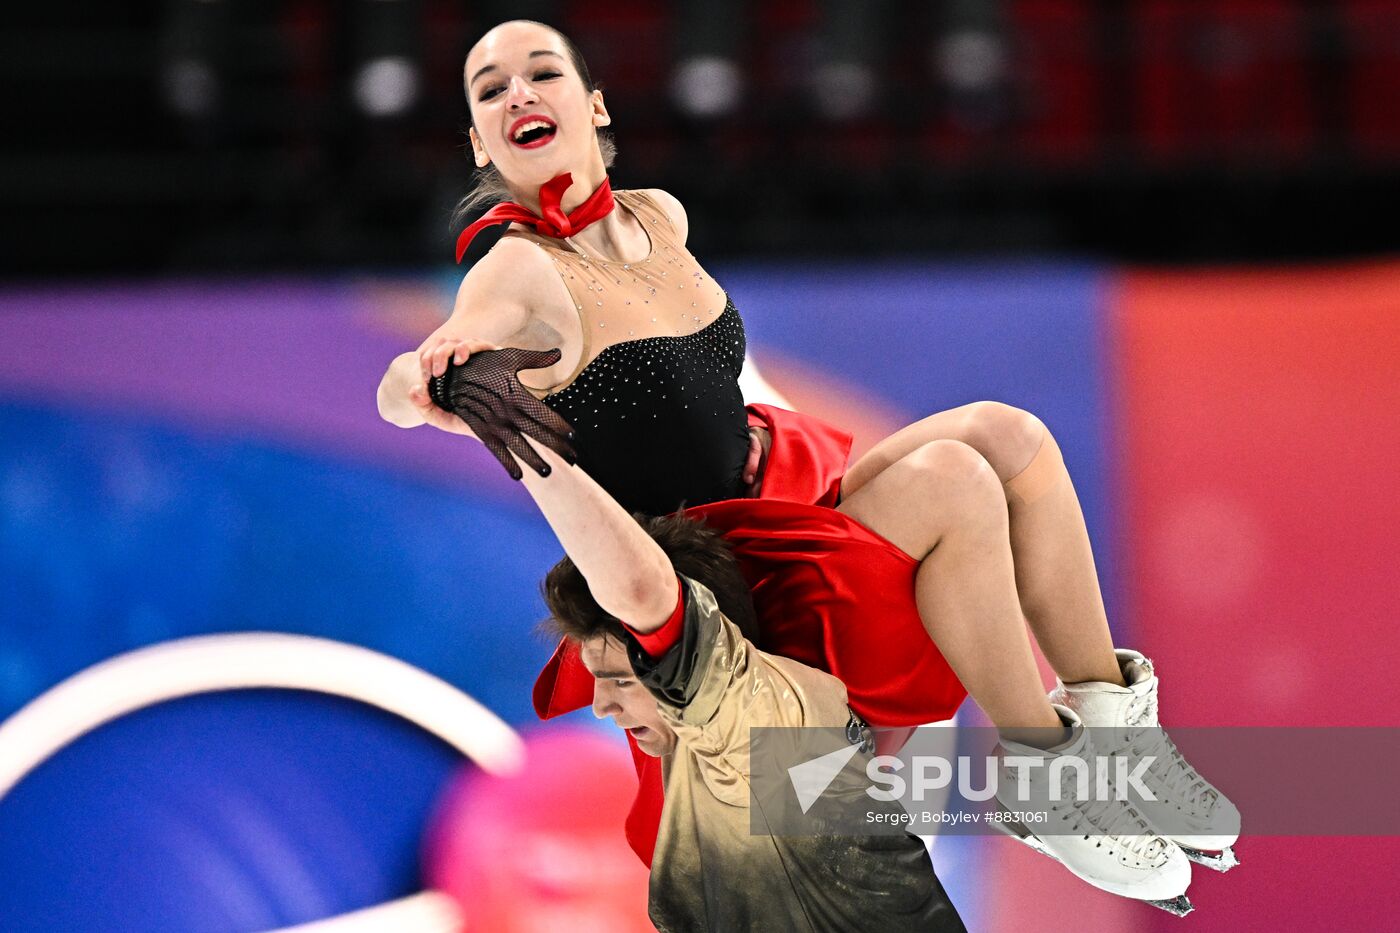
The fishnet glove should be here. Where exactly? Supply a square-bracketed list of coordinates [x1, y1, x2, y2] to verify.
[429, 347, 577, 480]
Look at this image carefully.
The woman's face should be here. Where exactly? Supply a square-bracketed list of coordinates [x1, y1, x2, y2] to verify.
[464, 22, 609, 193]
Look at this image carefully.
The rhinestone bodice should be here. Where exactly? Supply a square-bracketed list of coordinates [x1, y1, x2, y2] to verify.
[502, 190, 749, 516]
[542, 299, 748, 516]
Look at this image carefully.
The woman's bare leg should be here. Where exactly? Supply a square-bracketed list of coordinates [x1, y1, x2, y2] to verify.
[838, 439, 1061, 732]
[841, 402, 1123, 687]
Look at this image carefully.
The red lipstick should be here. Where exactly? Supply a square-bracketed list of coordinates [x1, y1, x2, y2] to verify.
[508, 113, 558, 149]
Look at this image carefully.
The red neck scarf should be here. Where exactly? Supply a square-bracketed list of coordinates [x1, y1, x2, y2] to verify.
[455, 172, 615, 263]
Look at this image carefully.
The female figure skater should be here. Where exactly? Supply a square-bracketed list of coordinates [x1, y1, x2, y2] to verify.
[377, 19, 1238, 912]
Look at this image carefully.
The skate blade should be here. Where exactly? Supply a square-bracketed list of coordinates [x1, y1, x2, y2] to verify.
[1180, 845, 1239, 872]
[1146, 895, 1194, 917]
[991, 821, 1195, 917]
[989, 818, 1053, 856]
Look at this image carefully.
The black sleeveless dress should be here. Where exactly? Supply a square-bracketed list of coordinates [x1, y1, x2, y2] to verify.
[541, 298, 750, 517]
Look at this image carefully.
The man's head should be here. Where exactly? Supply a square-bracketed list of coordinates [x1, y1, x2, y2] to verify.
[541, 513, 758, 758]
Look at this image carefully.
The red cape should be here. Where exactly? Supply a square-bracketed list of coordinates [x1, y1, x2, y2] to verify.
[532, 404, 967, 865]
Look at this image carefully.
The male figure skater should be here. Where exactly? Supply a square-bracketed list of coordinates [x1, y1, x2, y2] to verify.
[536, 512, 965, 931]
[438, 350, 965, 931]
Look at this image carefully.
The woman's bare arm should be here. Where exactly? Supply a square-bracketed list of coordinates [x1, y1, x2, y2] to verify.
[377, 237, 559, 428]
[519, 438, 677, 632]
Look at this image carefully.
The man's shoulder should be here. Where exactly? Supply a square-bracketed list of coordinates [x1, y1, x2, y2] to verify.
[754, 650, 853, 727]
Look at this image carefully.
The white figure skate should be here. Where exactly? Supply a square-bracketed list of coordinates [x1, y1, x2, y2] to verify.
[1051, 648, 1241, 872]
[994, 704, 1194, 917]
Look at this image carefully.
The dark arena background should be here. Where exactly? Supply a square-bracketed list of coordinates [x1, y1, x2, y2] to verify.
[3, 3, 1399, 931]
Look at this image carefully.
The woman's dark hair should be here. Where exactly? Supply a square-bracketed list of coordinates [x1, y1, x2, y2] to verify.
[540, 512, 759, 646]
[454, 20, 617, 225]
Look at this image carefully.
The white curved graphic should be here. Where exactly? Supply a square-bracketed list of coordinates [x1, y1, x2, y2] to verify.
[0, 632, 525, 802]
[264, 891, 464, 933]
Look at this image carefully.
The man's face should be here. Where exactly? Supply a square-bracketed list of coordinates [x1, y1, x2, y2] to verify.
[580, 635, 678, 758]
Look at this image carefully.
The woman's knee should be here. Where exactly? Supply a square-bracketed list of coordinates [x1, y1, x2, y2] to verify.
[844, 440, 1003, 558]
[901, 440, 1006, 514]
[959, 402, 1047, 483]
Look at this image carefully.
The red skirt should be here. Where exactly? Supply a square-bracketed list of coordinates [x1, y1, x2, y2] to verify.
[531, 404, 968, 865]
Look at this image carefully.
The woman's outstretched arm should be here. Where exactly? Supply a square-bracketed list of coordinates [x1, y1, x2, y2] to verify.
[377, 237, 554, 428]
[517, 438, 677, 633]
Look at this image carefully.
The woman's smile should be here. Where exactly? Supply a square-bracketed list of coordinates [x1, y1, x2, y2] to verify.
[508, 113, 558, 150]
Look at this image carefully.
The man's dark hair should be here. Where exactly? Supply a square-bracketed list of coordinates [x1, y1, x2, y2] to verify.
[540, 512, 759, 646]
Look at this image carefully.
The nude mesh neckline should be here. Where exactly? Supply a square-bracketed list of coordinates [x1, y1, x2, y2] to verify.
[502, 190, 730, 397]
[503, 190, 656, 265]
[570, 195, 655, 265]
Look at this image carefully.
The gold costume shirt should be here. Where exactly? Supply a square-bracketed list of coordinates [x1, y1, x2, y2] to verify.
[623, 576, 966, 932]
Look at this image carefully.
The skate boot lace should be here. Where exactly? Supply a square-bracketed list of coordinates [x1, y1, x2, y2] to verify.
[1124, 692, 1217, 814]
[1058, 767, 1169, 864]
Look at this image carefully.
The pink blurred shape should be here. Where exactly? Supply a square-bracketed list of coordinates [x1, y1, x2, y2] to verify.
[422, 727, 654, 932]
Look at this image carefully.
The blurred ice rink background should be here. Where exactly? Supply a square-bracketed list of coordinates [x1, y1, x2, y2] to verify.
[3, 3, 1399, 931]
